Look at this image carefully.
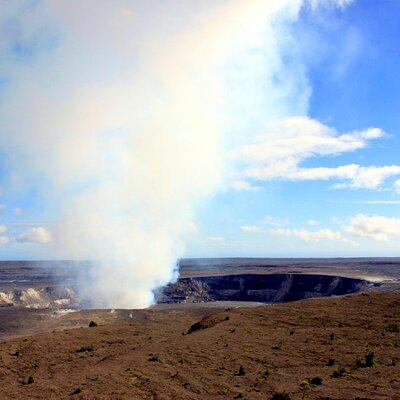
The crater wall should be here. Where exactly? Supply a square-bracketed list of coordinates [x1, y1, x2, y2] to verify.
[157, 273, 371, 304]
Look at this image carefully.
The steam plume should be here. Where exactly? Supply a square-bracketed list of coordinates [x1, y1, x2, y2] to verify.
[0, 1, 347, 307]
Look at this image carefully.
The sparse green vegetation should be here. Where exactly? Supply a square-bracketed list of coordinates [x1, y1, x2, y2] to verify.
[70, 387, 81, 396]
[355, 351, 376, 368]
[235, 365, 246, 376]
[308, 376, 323, 386]
[270, 391, 293, 400]
[386, 323, 399, 333]
[75, 346, 94, 353]
[148, 355, 163, 363]
[355, 358, 364, 369]
[19, 376, 34, 385]
[365, 351, 375, 368]
[332, 365, 346, 378]
[272, 341, 283, 350]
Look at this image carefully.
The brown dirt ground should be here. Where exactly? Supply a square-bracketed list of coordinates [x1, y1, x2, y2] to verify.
[0, 292, 399, 399]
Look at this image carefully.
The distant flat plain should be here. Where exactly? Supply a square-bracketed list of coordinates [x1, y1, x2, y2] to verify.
[1, 257, 400, 291]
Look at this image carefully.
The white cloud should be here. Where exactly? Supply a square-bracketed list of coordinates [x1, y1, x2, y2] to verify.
[346, 214, 400, 241]
[0, 226, 8, 245]
[307, 219, 319, 226]
[232, 116, 399, 190]
[17, 227, 53, 244]
[241, 225, 262, 233]
[394, 179, 400, 194]
[309, 0, 354, 9]
[231, 180, 261, 192]
[5, 221, 47, 227]
[291, 164, 400, 189]
[347, 200, 400, 205]
[241, 215, 289, 233]
[233, 117, 383, 165]
[270, 227, 344, 243]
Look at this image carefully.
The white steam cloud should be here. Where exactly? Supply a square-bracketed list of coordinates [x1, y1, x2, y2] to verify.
[0, 1, 348, 308]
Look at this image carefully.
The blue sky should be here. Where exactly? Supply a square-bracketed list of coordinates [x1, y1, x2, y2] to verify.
[187, 0, 400, 258]
[0, 0, 400, 261]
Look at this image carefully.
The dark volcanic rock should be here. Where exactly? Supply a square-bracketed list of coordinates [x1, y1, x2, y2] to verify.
[76, 346, 94, 353]
[156, 278, 213, 303]
[70, 387, 81, 396]
[158, 273, 369, 304]
[186, 313, 229, 334]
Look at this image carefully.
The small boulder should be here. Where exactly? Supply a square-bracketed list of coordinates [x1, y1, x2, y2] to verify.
[88, 321, 98, 328]
[186, 313, 229, 334]
[236, 365, 246, 376]
[20, 376, 34, 385]
[76, 346, 94, 353]
[70, 387, 81, 396]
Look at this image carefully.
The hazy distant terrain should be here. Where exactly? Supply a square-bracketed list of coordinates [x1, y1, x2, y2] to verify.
[1, 257, 400, 291]
[180, 257, 400, 282]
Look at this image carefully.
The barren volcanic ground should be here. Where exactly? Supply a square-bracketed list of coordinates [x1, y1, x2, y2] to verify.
[1, 259, 400, 399]
[0, 292, 399, 399]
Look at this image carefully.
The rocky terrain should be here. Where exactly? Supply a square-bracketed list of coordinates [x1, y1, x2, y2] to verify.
[0, 291, 399, 399]
[0, 273, 370, 310]
[0, 261, 81, 309]
[156, 274, 371, 304]
[2, 258, 398, 310]
[179, 258, 400, 283]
